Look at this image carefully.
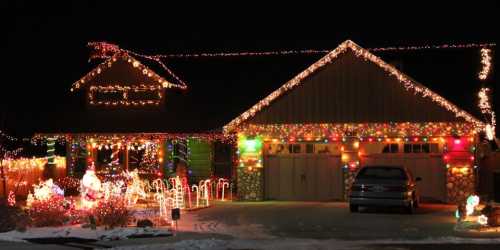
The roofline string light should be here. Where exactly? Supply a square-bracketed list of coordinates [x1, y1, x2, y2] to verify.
[71, 42, 189, 92]
[105, 42, 495, 59]
[224, 40, 485, 133]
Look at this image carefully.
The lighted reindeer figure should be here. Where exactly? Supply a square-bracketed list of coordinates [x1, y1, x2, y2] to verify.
[124, 169, 147, 206]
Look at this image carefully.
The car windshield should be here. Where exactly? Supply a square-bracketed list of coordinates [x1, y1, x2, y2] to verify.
[356, 167, 407, 180]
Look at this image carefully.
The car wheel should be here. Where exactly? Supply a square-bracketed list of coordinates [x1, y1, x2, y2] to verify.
[349, 204, 358, 213]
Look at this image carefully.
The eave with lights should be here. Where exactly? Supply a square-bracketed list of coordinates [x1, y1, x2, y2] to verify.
[70, 51, 184, 107]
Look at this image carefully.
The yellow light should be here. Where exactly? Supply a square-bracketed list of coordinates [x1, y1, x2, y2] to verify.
[341, 154, 349, 162]
[353, 141, 359, 148]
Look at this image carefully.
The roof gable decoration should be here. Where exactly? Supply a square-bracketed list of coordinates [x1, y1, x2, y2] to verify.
[70, 52, 186, 92]
[224, 40, 484, 133]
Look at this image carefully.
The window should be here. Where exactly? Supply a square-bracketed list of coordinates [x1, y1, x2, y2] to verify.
[288, 144, 301, 154]
[391, 144, 399, 153]
[306, 144, 314, 154]
[404, 144, 412, 153]
[413, 144, 422, 153]
[383, 143, 399, 153]
[403, 143, 437, 153]
[422, 143, 430, 153]
[293, 144, 301, 153]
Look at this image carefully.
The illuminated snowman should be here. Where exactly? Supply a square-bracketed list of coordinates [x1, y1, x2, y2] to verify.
[80, 162, 102, 209]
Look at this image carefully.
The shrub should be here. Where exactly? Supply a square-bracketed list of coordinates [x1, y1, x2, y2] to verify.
[94, 197, 131, 229]
[28, 196, 70, 227]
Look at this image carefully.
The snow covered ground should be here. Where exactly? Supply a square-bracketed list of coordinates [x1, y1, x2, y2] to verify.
[0, 226, 171, 242]
[2, 201, 500, 249]
[111, 237, 500, 250]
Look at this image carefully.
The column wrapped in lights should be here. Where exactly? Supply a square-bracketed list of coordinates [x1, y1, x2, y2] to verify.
[236, 134, 264, 201]
[45, 137, 57, 179]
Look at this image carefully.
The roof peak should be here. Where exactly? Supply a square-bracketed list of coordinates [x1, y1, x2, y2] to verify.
[224, 40, 483, 133]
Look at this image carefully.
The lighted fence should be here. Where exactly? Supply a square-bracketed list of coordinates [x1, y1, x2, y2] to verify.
[1, 156, 66, 197]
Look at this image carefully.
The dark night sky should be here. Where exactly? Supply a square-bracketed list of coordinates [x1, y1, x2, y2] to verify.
[2, 2, 499, 137]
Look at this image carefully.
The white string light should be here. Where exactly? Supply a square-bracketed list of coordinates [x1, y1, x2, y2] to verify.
[479, 48, 492, 80]
[224, 40, 484, 133]
[120, 42, 496, 58]
[478, 88, 496, 140]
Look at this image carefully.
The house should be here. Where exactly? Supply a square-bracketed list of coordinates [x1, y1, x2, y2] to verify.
[224, 40, 484, 203]
[35, 51, 233, 183]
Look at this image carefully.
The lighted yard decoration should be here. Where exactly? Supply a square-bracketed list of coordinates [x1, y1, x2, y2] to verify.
[217, 178, 230, 201]
[30, 178, 64, 203]
[80, 164, 102, 209]
[124, 169, 147, 206]
[454, 194, 500, 233]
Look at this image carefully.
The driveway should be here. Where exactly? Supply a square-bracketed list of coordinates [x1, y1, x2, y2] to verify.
[5, 201, 492, 250]
[179, 201, 458, 240]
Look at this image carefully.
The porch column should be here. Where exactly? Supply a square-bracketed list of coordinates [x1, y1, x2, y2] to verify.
[236, 134, 264, 201]
[158, 138, 166, 176]
[65, 137, 72, 177]
[445, 136, 476, 204]
[341, 136, 360, 201]
[45, 137, 57, 180]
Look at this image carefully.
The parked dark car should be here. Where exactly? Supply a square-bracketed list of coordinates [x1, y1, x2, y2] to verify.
[349, 166, 421, 214]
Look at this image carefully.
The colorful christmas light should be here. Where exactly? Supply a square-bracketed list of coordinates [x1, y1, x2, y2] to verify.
[224, 40, 484, 133]
[236, 122, 476, 142]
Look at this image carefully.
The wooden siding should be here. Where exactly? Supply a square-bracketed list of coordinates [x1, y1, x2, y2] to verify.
[248, 50, 463, 124]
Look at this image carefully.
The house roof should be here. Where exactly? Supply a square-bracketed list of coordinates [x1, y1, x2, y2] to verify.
[70, 51, 187, 91]
[223, 40, 484, 133]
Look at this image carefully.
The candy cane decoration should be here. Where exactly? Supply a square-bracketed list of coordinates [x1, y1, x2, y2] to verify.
[192, 185, 199, 208]
[203, 180, 211, 206]
[222, 181, 229, 201]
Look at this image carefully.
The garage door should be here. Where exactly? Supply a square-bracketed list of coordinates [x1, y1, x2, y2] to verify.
[362, 154, 446, 202]
[264, 155, 343, 201]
